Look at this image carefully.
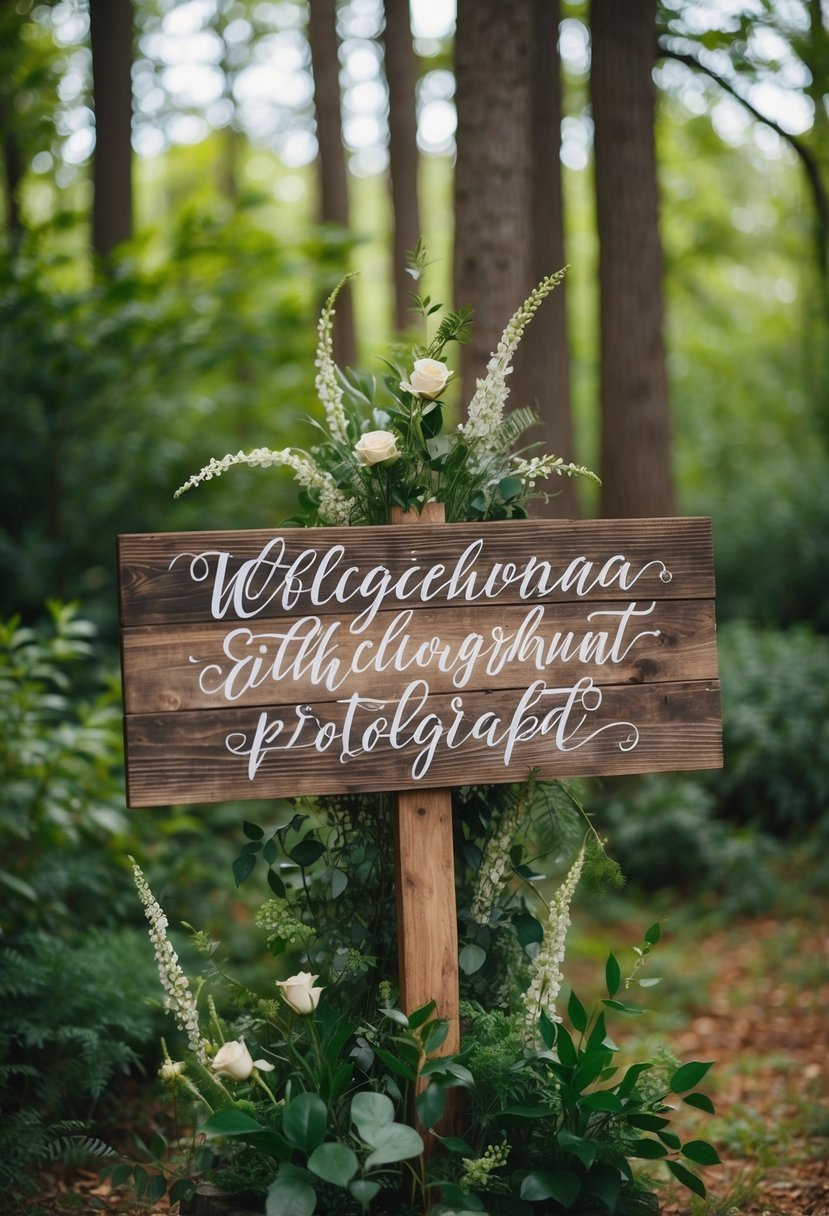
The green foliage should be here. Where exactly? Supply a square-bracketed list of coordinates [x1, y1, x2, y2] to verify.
[711, 620, 829, 835]
[0, 217, 335, 628]
[0, 928, 161, 1197]
[0, 600, 133, 929]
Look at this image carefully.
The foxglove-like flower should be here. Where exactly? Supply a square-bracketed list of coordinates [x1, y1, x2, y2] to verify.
[315, 276, 354, 445]
[460, 268, 568, 450]
[131, 859, 209, 1065]
[521, 846, 585, 1045]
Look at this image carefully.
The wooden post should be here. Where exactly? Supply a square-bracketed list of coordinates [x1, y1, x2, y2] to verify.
[391, 502, 462, 1139]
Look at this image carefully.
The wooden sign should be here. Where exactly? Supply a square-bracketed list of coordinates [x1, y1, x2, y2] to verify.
[118, 517, 721, 807]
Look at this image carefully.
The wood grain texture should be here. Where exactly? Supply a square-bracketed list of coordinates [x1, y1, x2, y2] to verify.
[123, 680, 722, 807]
[118, 517, 715, 626]
[121, 598, 718, 715]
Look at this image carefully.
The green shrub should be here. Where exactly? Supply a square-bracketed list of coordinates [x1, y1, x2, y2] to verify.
[712, 620, 829, 835]
[0, 927, 162, 1198]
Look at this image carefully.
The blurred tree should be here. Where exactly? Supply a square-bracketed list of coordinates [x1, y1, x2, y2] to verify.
[89, 0, 133, 259]
[592, 0, 675, 517]
[454, 0, 576, 514]
[657, 0, 829, 298]
[383, 0, 420, 332]
[521, 0, 575, 517]
[308, 0, 356, 365]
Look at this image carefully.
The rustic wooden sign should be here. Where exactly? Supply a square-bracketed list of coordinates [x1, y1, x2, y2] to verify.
[118, 517, 721, 808]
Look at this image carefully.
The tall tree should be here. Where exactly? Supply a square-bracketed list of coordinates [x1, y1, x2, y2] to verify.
[519, 0, 575, 516]
[592, 0, 674, 517]
[453, 0, 576, 516]
[383, 0, 421, 332]
[308, 0, 356, 366]
[89, 0, 134, 260]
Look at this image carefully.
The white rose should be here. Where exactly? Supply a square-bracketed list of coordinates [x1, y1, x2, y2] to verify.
[354, 430, 400, 466]
[400, 358, 452, 400]
[211, 1038, 275, 1080]
[276, 971, 324, 1015]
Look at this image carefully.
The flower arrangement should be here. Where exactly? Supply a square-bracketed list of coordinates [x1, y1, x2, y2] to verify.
[121, 262, 719, 1213]
[174, 249, 598, 526]
[124, 783, 720, 1215]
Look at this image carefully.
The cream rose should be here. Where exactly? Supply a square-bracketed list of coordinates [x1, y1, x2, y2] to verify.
[400, 358, 452, 400]
[212, 1038, 274, 1080]
[354, 430, 400, 466]
[276, 971, 324, 1015]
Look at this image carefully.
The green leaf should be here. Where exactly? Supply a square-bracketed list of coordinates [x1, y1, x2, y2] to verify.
[581, 1163, 621, 1212]
[201, 1109, 265, 1138]
[539, 1009, 557, 1051]
[283, 1093, 328, 1151]
[433, 1135, 476, 1155]
[555, 1024, 578, 1067]
[263, 837, 278, 865]
[568, 989, 588, 1034]
[169, 1179, 196, 1204]
[407, 1000, 437, 1029]
[683, 1091, 716, 1113]
[348, 1180, 381, 1210]
[307, 1142, 359, 1187]
[617, 1061, 653, 1098]
[109, 1164, 132, 1187]
[670, 1061, 714, 1093]
[630, 1138, 668, 1159]
[605, 952, 622, 998]
[459, 943, 486, 975]
[145, 1175, 167, 1204]
[364, 1122, 424, 1169]
[682, 1140, 721, 1166]
[557, 1128, 597, 1169]
[133, 1165, 148, 1199]
[580, 1091, 624, 1113]
[666, 1160, 707, 1198]
[267, 868, 286, 898]
[372, 1045, 416, 1083]
[289, 838, 326, 867]
[500, 1104, 558, 1119]
[416, 1081, 446, 1129]
[266, 1176, 317, 1216]
[330, 868, 348, 898]
[243, 820, 264, 840]
[240, 840, 263, 856]
[520, 1170, 580, 1206]
[351, 1091, 395, 1139]
[628, 1113, 670, 1132]
[422, 1019, 449, 1053]
[498, 475, 523, 502]
[232, 854, 256, 887]
[644, 922, 661, 946]
[514, 912, 544, 950]
[149, 1132, 167, 1160]
[602, 998, 647, 1015]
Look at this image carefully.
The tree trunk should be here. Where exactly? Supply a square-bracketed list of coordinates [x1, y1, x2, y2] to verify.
[383, 0, 421, 332]
[592, 0, 675, 517]
[454, 0, 534, 400]
[89, 0, 133, 260]
[0, 92, 23, 247]
[454, 0, 577, 516]
[308, 0, 356, 366]
[518, 0, 575, 517]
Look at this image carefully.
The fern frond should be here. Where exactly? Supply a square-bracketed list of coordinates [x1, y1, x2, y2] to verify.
[428, 305, 472, 358]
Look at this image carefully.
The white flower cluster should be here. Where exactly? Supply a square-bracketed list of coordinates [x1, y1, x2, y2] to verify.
[521, 845, 585, 1045]
[469, 794, 526, 925]
[131, 858, 209, 1065]
[459, 1141, 511, 1191]
[173, 446, 354, 525]
[511, 453, 600, 492]
[460, 268, 568, 450]
[315, 275, 353, 446]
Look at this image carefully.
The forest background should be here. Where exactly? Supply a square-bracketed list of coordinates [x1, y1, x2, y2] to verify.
[1, 0, 828, 1212]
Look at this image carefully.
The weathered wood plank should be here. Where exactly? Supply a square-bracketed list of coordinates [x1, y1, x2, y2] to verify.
[118, 517, 715, 626]
[123, 679, 722, 807]
[121, 598, 718, 714]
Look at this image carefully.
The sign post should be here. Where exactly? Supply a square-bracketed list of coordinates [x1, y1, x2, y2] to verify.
[118, 514, 721, 1103]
